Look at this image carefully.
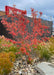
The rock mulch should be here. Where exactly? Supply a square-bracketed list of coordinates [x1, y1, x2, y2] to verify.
[9, 56, 45, 75]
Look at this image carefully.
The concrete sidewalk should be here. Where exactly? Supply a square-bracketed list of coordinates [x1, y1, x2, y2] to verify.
[37, 62, 54, 75]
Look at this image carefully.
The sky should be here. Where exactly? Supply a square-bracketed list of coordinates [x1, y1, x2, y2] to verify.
[0, 0, 54, 27]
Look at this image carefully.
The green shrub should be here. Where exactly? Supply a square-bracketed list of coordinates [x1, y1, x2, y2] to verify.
[0, 35, 17, 52]
[48, 36, 54, 54]
[32, 42, 52, 61]
[0, 36, 19, 51]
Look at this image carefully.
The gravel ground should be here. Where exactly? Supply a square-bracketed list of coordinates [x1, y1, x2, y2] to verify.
[9, 56, 45, 75]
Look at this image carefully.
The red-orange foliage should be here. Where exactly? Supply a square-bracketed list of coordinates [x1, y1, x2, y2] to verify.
[1, 8, 49, 60]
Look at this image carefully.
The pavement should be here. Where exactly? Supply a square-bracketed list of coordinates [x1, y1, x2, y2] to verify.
[37, 62, 54, 75]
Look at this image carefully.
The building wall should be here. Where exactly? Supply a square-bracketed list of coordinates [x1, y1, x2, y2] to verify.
[41, 19, 53, 37]
[0, 19, 13, 39]
[0, 15, 53, 40]
[27, 16, 53, 37]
